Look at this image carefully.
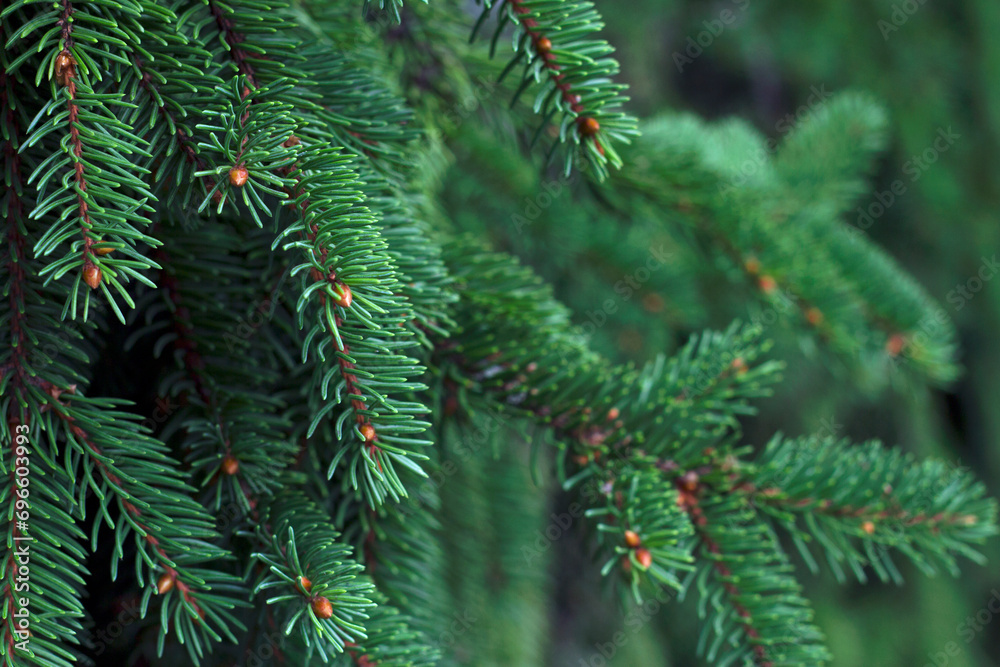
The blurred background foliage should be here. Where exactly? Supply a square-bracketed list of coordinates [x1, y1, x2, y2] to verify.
[436, 0, 1000, 664]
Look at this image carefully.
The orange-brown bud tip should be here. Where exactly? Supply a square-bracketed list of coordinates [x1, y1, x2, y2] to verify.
[624, 530, 641, 548]
[312, 596, 333, 619]
[744, 257, 761, 275]
[861, 521, 875, 535]
[221, 455, 239, 476]
[758, 275, 777, 294]
[333, 282, 353, 308]
[805, 307, 824, 326]
[55, 52, 76, 85]
[635, 547, 652, 569]
[299, 576, 312, 592]
[229, 166, 249, 187]
[578, 117, 600, 137]
[83, 265, 102, 290]
[678, 470, 700, 493]
[886, 334, 906, 357]
[606, 407, 620, 421]
[535, 37, 553, 54]
[157, 573, 175, 594]
[360, 424, 376, 443]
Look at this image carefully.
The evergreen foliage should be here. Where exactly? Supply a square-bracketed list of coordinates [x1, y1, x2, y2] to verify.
[0, 0, 996, 665]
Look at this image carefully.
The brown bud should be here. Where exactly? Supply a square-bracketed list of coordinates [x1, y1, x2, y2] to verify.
[758, 275, 777, 294]
[157, 573, 175, 594]
[578, 117, 600, 137]
[94, 244, 115, 256]
[805, 307, 824, 326]
[861, 521, 875, 535]
[229, 166, 249, 187]
[283, 135, 301, 148]
[635, 547, 652, 569]
[55, 51, 76, 86]
[312, 596, 333, 619]
[642, 292, 665, 313]
[624, 530, 641, 548]
[221, 455, 239, 476]
[606, 407, 620, 421]
[744, 256, 761, 275]
[678, 470, 700, 493]
[83, 265, 102, 290]
[333, 282, 352, 308]
[299, 576, 312, 592]
[535, 37, 552, 55]
[360, 424, 376, 443]
[886, 334, 906, 357]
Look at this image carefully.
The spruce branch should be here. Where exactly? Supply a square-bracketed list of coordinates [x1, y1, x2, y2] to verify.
[0, 2, 996, 665]
[13, 0, 162, 321]
[471, 0, 638, 179]
[678, 488, 831, 667]
[278, 144, 431, 506]
[187, 3, 436, 507]
[0, 419, 88, 667]
[135, 222, 299, 514]
[438, 239, 994, 666]
[738, 434, 998, 583]
[587, 465, 696, 598]
[610, 111, 959, 385]
[250, 493, 437, 665]
[42, 394, 249, 662]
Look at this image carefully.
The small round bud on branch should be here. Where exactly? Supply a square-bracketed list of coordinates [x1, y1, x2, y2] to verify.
[312, 596, 333, 619]
[229, 166, 249, 187]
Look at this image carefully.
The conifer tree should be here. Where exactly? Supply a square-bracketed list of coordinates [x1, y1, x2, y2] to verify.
[0, 1, 995, 666]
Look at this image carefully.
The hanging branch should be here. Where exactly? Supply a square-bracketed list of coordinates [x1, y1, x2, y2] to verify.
[471, 0, 638, 179]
